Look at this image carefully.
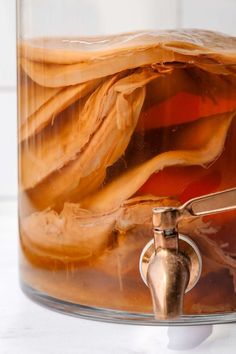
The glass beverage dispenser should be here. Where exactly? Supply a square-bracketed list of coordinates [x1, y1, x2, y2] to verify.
[17, 0, 236, 324]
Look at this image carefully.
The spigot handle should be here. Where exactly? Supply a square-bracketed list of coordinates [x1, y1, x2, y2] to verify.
[181, 187, 236, 218]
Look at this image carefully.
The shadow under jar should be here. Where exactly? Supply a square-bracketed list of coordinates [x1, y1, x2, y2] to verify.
[17, 0, 236, 325]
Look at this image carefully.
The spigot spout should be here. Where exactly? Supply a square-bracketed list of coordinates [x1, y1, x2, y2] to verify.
[139, 206, 202, 320]
[147, 248, 190, 320]
[147, 208, 190, 319]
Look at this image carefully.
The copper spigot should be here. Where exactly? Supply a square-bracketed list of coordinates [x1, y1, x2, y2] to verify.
[140, 188, 236, 320]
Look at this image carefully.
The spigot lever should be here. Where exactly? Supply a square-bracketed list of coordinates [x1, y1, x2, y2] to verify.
[181, 187, 236, 217]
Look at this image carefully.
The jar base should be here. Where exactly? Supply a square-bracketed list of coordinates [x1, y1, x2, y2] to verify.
[20, 281, 236, 326]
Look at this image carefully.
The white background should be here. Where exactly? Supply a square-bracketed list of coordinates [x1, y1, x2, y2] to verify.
[0, 0, 236, 198]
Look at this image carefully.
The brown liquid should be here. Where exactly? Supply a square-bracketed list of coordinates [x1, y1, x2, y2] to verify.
[18, 35, 236, 315]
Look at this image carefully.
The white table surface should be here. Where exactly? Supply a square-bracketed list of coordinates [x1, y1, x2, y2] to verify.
[0, 200, 236, 354]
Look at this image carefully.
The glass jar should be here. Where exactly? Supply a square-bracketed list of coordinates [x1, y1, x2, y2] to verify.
[17, 0, 236, 324]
